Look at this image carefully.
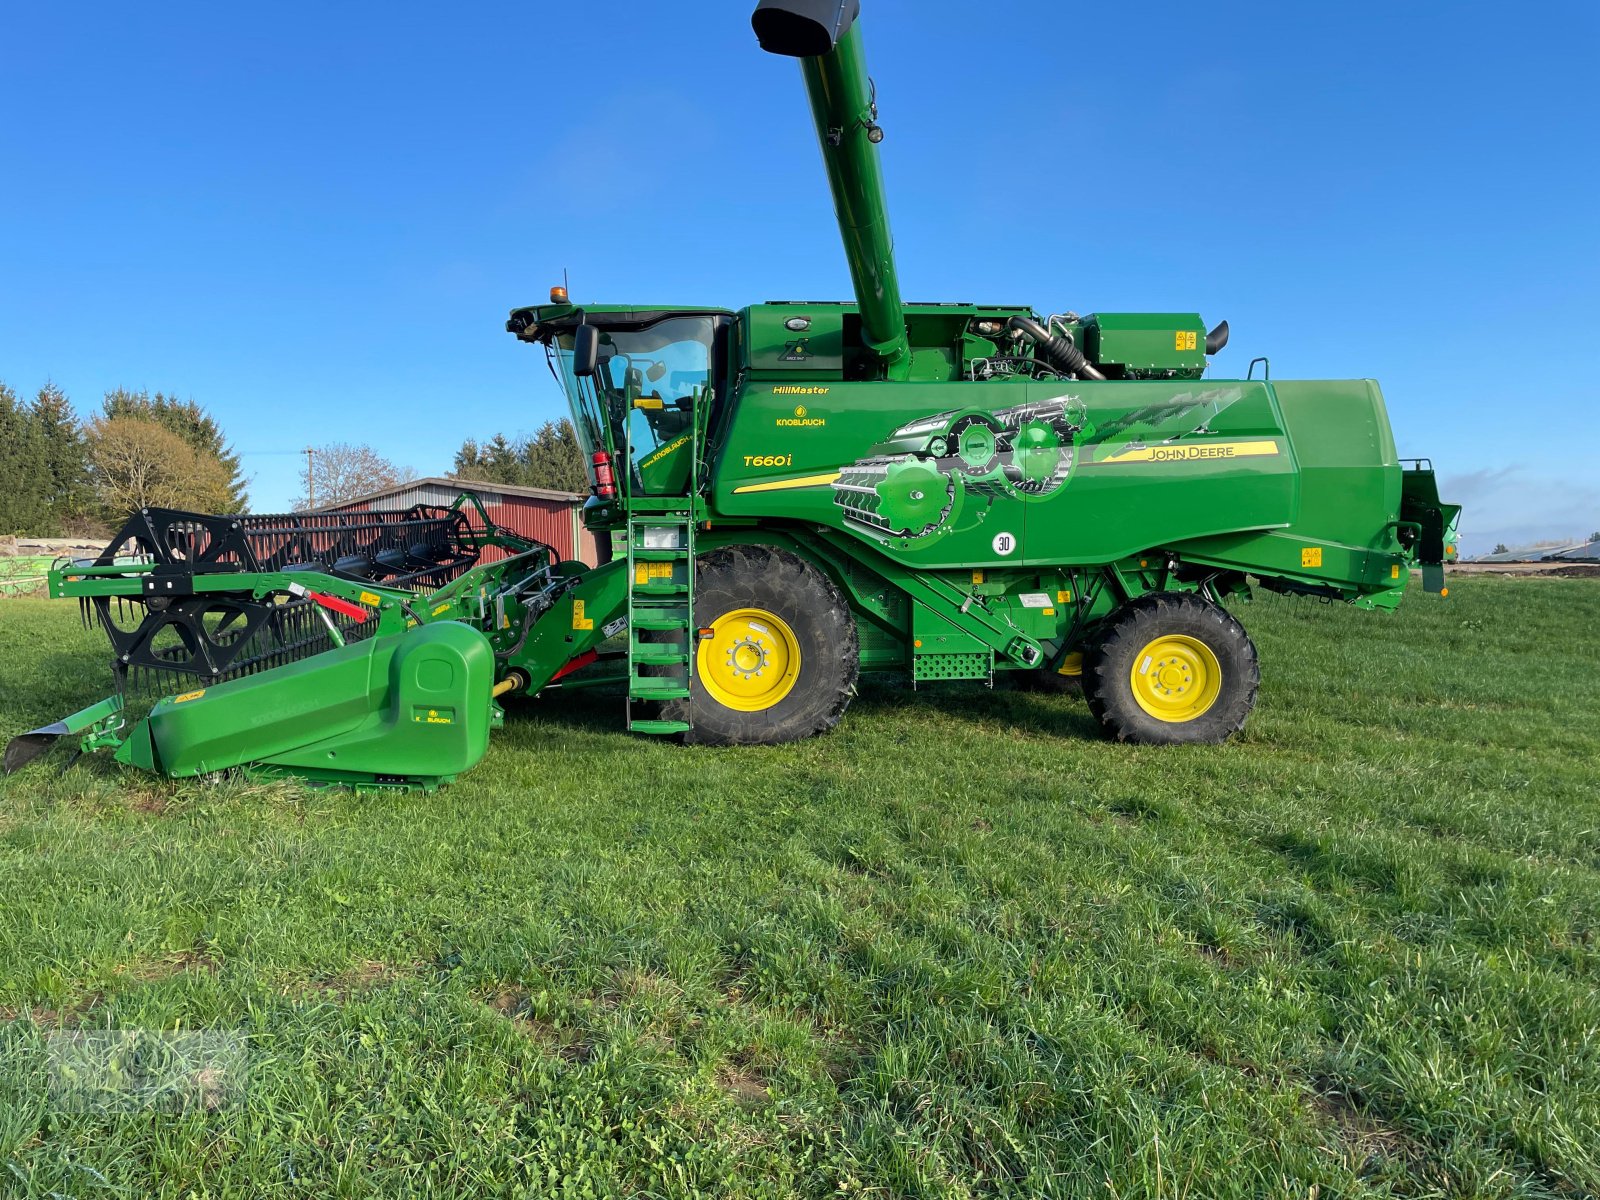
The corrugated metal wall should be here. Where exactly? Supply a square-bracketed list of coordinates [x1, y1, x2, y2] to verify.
[327, 482, 597, 565]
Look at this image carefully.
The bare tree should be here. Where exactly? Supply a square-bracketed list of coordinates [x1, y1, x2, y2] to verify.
[298, 443, 415, 510]
[86, 417, 234, 518]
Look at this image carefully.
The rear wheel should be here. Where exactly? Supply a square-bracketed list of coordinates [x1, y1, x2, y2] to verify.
[1083, 593, 1258, 744]
[662, 545, 858, 745]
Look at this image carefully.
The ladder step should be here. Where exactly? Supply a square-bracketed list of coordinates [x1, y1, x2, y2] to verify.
[634, 582, 690, 597]
[629, 681, 691, 699]
[631, 649, 689, 666]
[632, 616, 689, 632]
[633, 548, 690, 562]
[628, 719, 691, 736]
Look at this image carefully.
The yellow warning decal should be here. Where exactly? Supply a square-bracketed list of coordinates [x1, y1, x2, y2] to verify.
[1092, 439, 1279, 466]
[173, 689, 206, 704]
[732, 471, 842, 495]
[1057, 589, 1073, 603]
[635, 561, 673, 585]
[359, 591, 382, 607]
[972, 570, 984, 585]
[632, 396, 664, 410]
[1175, 330, 1198, 351]
[572, 599, 594, 631]
[1391, 564, 1401, 579]
[1302, 547, 1324, 568]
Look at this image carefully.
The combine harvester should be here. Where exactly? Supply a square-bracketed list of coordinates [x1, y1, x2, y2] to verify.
[6, 1, 1459, 790]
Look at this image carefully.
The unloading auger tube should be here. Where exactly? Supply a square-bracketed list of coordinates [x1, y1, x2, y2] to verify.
[753, 0, 909, 376]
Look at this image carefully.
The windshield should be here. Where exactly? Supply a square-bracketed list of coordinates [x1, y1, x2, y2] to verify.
[549, 315, 718, 495]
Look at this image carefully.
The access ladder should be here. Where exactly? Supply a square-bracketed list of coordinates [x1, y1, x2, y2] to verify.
[624, 514, 695, 735]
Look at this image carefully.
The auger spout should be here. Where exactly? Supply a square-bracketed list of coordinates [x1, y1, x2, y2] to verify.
[753, 1, 910, 377]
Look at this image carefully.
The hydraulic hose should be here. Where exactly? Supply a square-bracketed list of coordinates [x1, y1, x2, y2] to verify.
[1007, 316, 1106, 381]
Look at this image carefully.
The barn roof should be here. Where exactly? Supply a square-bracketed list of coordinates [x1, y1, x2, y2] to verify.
[319, 476, 583, 510]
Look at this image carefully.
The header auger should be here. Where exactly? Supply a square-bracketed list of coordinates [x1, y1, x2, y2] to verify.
[7, 1, 1459, 788]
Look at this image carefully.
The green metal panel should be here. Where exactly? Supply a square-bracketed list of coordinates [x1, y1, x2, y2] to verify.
[744, 306, 846, 375]
[911, 602, 991, 681]
[133, 622, 496, 786]
[1083, 312, 1208, 376]
[711, 378, 1300, 570]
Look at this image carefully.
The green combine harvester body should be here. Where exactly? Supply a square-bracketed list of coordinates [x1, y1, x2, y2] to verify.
[6, 2, 1460, 789]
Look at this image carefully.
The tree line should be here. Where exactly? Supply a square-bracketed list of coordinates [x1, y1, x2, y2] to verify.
[0, 383, 248, 536]
[451, 420, 589, 494]
[1, 378, 592, 538]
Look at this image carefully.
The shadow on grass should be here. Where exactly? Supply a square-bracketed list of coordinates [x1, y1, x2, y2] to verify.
[503, 675, 1103, 744]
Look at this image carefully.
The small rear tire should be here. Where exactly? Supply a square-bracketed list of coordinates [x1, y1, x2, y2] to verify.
[1083, 593, 1258, 744]
[662, 545, 858, 746]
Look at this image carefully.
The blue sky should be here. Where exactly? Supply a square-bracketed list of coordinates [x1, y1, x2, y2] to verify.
[2, 1, 1596, 553]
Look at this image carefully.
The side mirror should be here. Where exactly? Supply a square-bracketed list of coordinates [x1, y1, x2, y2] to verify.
[572, 324, 600, 377]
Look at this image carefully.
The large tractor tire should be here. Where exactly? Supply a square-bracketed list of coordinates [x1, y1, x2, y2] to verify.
[663, 545, 859, 746]
[1083, 592, 1258, 745]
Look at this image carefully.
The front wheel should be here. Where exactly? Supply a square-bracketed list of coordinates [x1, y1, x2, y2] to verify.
[662, 545, 859, 746]
[1083, 593, 1258, 744]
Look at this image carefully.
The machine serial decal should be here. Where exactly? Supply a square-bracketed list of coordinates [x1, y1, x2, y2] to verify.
[732, 472, 843, 494]
[1089, 439, 1279, 465]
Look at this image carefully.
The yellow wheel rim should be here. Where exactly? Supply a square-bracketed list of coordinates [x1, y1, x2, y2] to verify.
[1129, 634, 1222, 723]
[697, 607, 802, 713]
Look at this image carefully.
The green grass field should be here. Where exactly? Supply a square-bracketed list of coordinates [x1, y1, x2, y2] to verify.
[1, 576, 1597, 1198]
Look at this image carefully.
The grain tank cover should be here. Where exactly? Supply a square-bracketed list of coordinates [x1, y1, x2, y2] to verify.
[752, 0, 860, 56]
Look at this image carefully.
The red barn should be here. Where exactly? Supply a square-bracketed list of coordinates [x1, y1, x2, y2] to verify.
[320, 477, 598, 565]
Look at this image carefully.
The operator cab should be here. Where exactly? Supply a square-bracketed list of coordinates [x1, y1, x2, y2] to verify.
[508, 303, 733, 503]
